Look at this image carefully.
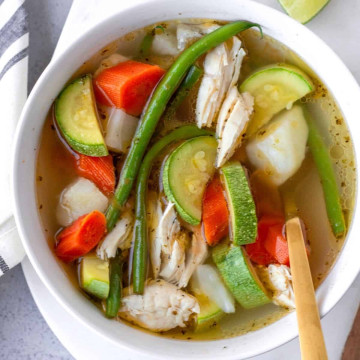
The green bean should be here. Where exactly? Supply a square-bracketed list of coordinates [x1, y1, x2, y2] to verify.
[304, 107, 346, 237]
[140, 33, 153, 58]
[106, 21, 262, 231]
[133, 125, 213, 294]
[106, 250, 123, 318]
[163, 65, 203, 120]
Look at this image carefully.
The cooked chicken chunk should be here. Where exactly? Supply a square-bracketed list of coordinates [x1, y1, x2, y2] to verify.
[148, 196, 207, 287]
[178, 227, 208, 288]
[119, 280, 199, 332]
[196, 36, 245, 129]
[160, 234, 187, 285]
[257, 264, 295, 309]
[96, 211, 133, 260]
[216, 88, 254, 167]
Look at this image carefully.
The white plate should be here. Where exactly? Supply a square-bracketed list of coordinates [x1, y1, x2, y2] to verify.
[21, 0, 360, 359]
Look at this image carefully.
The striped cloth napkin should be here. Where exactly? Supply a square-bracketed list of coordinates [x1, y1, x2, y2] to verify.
[0, 0, 28, 276]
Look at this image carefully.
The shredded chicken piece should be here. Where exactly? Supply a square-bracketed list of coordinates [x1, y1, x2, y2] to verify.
[257, 264, 295, 309]
[96, 211, 133, 260]
[216, 88, 254, 167]
[160, 234, 187, 285]
[148, 197, 208, 287]
[178, 227, 208, 288]
[119, 280, 199, 332]
[196, 36, 245, 129]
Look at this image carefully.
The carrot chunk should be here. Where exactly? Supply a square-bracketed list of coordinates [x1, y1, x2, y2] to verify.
[264, 223, 290, 266]
[93, 60, 165, 116]
[76, 153, 115, 196]
[55, 210, 106, 263]
[202, 177, 229, 246]
[245, 215, 284, 265]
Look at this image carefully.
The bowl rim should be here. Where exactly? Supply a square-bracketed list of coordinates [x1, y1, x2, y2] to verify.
[12, 0, 360, 358]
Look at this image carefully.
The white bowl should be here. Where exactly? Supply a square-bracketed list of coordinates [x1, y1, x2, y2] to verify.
[12, 0, 360, 358]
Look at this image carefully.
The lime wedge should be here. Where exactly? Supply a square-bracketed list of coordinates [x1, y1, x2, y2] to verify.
[278, 0, 330, 24]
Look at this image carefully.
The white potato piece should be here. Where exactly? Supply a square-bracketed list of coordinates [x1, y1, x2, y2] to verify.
[94, 53, 128, 77]
[56, 178, 108, 227]
[191, 264, 235, 313]
[105, 107, 139, 153]
[257, 264, 295, 309]
[151, 30, 179, 56]
[119, 280, 199, 332]
[96, 211, 134, 260]
[246, 105, 309, 185]
[177, 23, 219, 51]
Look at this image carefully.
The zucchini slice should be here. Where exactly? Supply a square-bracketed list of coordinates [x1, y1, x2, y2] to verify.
[55, 75, 108, 156]
[195, 293, 224, 332]
[212, 244, 270, 309]
[240, 64, 313, 136]
[163, 136, 217, 225]
[221, 161, 257, 245]
[80, 254, 109, 299]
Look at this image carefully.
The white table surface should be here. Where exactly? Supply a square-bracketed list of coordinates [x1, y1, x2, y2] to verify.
[1, 0, 359, 359]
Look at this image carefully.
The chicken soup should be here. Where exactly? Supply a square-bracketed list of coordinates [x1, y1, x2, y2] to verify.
[36, 19, 355, 340]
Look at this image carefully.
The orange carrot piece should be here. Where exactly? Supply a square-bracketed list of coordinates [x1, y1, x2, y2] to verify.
[93, 60, 165, 116]
[55, 210, 106, 263]
[264, 223, 290, 266]
[76, 154, 115, 196]
[245, 215, 283, 265]
[202, 177, 229, 246]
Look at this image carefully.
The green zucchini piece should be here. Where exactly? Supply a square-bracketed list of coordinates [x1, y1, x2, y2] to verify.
[163, 136, 217, 225]
[240, 64, 314, 136]
[55, 75, 108, 156]
[80, 254, 109, 299]
[212, 244, 270, 309]
[195, 293, 224, 332]
[221, 161, 257, 245]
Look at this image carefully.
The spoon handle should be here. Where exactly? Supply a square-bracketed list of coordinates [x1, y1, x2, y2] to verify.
[286, 217, 328, 360]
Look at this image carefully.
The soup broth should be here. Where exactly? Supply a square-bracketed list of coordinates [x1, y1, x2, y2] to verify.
[36, 19, 355, 341]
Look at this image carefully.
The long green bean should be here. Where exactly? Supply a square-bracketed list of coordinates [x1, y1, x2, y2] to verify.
[163, 65, 203, 120]
[139, 33, 153, 58]
[133, 125, 213, 294]
[105, 21, 262, 231]
[106, 250, 123, 318]
[304, 107, 346, 237]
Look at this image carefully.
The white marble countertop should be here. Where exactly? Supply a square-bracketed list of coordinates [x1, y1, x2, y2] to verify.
[0, 0, 359, 359]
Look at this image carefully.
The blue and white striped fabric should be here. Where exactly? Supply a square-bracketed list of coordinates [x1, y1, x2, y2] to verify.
[0, 0, 28, 276]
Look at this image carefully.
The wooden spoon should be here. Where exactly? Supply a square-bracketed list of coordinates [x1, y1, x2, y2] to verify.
[286, 217, 328, 360]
